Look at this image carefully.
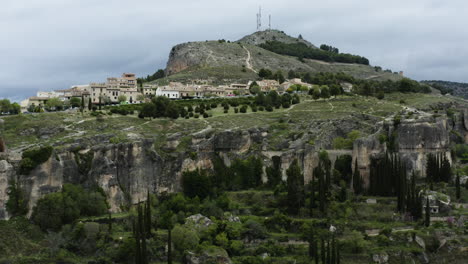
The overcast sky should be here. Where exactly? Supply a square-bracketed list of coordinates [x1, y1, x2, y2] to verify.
[1, 0, 467, 102]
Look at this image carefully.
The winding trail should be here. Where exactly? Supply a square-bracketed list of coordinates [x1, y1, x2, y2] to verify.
[242, 46, 257, 73]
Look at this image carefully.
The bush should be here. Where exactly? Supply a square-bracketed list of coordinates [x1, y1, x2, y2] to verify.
[240, 105, 247, 113]
[31, 184, 108, 231]
[266, 106, 273, 112]
[242, 220, 267, 241]
[19, 146, 54, 175]
[234, 108, 239, 113]
[172, 225, 199, 252]
[203, 112, 209, 118]
[194, 114, 200, 118]
[182, 169, 212, 199]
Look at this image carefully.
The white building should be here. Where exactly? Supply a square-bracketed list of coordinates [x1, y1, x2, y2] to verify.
[156, 87, 180, 99]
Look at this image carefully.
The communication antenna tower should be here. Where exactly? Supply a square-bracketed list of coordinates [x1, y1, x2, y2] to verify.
[256, 6, 262, 31]
[269, 15, 271, 30]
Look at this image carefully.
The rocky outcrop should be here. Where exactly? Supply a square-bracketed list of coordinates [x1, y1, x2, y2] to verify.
[0, 109, 466, 219]
[0, 159, 15, 219]
[238, 30, 317, 48]
[164, 31, 402, 81]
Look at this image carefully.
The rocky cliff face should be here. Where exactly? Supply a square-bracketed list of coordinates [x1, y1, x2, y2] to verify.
[0, 109, 465, 220]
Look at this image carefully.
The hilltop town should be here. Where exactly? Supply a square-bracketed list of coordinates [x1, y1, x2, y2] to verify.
[19, 72, 318, 113]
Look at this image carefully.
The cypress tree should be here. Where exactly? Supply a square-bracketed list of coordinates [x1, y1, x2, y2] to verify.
[309, 181, 315, 217]
[286, 159, 305, 215]
[135, 218, 141, 264]
[337, 244, 340, 264]
[456, 173, 461, 200]
[168, 228, 172, 264]
[108, 211, 112, 232]
[145, 191, 152, 238]
[331, 235, 336, 264]
[321, 239, 326, 264]
[352, 159, 362, 195]
[318, 163, 326, 213]
[425, 197, 430, 227]
[440, 153, 451, 183]
[314, 239, 319, 264]
[98, 95, 102, 110]
[88, 97, 92, 111]
[426, 153, 434, 190]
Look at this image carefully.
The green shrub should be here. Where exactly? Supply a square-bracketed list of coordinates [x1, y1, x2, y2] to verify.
[31, 184, 108, 231]
[19, 146, 54, 175]
[172, 225, 199, 252]
[242, 220, 267, 241]
[240, 105, 247, 113]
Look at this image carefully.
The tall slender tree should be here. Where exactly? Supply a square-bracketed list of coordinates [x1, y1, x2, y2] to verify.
[456, 173, 461, 200]
[145, 191, 152, 238]
[425, 197, 430, 227]
[353, 159, 362, 195]
[287, 159, 305, 215]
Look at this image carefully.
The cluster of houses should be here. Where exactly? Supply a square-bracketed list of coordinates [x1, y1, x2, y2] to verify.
[19, 73, 314, 113]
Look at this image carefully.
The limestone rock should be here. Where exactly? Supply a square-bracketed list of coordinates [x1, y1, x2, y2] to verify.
[415, 235, 425, 249]
[186, 214, 214, 228]
[372, 252, 389, 263]
[185, 247, 232, 264]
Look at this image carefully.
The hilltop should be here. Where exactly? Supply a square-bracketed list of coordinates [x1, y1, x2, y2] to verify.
[422, 80, 468, 98]
[157, 30, 402, 85]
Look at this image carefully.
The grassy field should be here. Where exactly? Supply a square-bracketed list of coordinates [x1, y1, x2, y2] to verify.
[1, 92, 462, 151]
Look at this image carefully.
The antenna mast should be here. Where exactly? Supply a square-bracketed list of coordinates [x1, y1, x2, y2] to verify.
[256, 6, 262, 31]
[269, 15, 271, 30]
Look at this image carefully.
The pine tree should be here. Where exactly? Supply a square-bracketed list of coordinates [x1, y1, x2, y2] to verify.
[456, 173, 461, 200]
[425, 197, 430, 227]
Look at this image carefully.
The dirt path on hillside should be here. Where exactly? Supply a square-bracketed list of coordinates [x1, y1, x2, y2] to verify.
[243, 46, 257, 73]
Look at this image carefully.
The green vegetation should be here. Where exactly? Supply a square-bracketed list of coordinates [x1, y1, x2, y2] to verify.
[18, 146, 54, 175]
[0, 98, 21, 115]
[333, 130, 360, 149]
[259, 41, 370, 65]
[31, 184, 108, 231]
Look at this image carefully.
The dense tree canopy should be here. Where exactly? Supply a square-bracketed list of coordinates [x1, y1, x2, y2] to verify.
[259, 41, 369, 65]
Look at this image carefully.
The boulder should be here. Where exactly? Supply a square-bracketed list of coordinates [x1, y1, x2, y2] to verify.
[186, 247, 232, 264]
[372, 252, 389, 263]
[186, 214, 214, 228]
